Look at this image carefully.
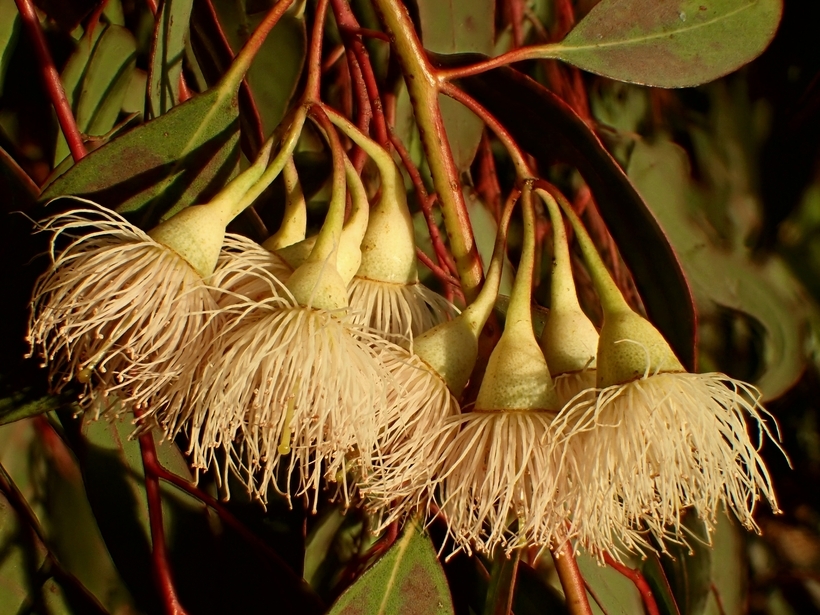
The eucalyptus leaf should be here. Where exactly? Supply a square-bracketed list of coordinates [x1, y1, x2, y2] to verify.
[627, 137, 807, 398]
[703, 513, 744, 615]
[194, 1, 306, 139]
[42, 79, 241, 229]
[547, 0, 783, 88]
[659, 514, 713, 615]
[327, 523, 454, 615]
[576, 551, 644, 615]
[147, 0, 195, 119]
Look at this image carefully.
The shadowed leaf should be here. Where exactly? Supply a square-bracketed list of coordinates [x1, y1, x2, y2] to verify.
[53, 24, 137, 167]
[418, 0, 494, 172]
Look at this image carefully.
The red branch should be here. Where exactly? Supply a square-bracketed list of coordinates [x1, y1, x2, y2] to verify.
[137, 430, 189, 615]
[603, 552, 661, 615]
[15, 0, 87, 162]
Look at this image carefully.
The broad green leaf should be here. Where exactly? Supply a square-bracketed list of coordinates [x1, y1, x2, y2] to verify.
[627, 138, 807, 398]
[0, 436, 48, 613]
[64, 416, 212, 614]
[0, 0, 19, 98]
[328, 523, 454, 615]
[548, 0, 782, 88]
[576, 551, 644, 615]
[456, 62, 697, 370]
[42, 79, 241, 229]
[465, 189, 514, 296]
[514, 562, 568, 615]
[147, 0, 195, 119]
[418, 0, 493, 172]
[54, 25, 137, 167]
[63, 414, 322, 614]
[0, 417, 135, 614]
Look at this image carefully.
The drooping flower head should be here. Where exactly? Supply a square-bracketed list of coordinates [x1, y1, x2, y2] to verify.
[27, 136, 278, 417]
[550, 198, 783, 560]
[431, 184, 564, 556]
[188, 109, 393, 510]
[325, 109, 457, 347]
[361, 190, 514, 528]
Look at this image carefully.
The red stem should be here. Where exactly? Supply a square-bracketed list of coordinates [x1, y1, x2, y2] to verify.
[475, 132, 504, 222]
[552, 540, 594, 615]
[138, 430, 189, 615]
[330, 0, 390, 148]
[603, 552, 661, 615]
[339, 25, 391, 43]
[15, 0, 87, 162]
[341, 44, 373, 171]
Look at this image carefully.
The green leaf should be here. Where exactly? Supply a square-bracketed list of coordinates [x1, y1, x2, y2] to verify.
[703, 513, 744, 615]
[550, 0, 783, 88]
[455, 62, 697, 370]
[576, 551, 645, 615]
[0, 0, 19, 98]
[418, 0, 494, 172]
[327, 523, 454, 615]
[54, 25, 137, 167]
[0, 388, 60, 426]
[641, 554, 683, 615]
[147, 0, 195, 119]
[42, 78, 241, 229]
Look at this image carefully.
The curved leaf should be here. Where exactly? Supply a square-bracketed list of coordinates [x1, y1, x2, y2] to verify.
[0, 0, 19, 98]
[328, 523, 454, 615]
[551, 0, 783, 88]
[42, 82, 240, 229]
[453, 62, 697, 369]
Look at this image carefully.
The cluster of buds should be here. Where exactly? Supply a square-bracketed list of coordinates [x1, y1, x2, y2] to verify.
[27, 105, 782, 562]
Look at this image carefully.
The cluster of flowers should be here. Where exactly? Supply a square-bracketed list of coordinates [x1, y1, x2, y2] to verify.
[27, 110, 781, 562]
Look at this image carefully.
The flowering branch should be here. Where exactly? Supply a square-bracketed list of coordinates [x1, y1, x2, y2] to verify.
[15, 0, 87, 163]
